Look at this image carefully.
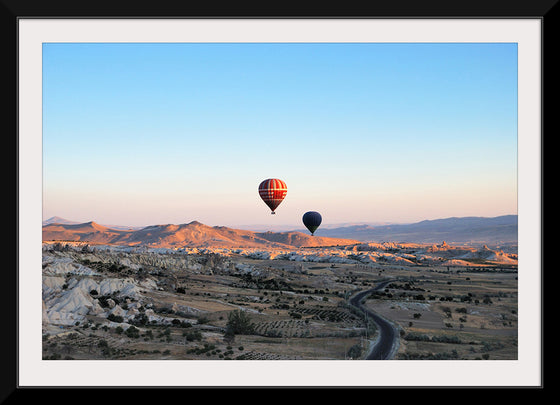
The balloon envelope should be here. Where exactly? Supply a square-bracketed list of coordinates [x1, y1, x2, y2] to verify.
[258, 178, 287, 214]
[302, 211, 322, 235]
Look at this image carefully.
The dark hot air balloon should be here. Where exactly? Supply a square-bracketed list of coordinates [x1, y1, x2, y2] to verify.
[258, 178, 287, 214]
[302, 211, 322, 235]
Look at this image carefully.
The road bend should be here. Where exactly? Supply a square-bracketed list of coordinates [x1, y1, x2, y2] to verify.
[348, 280, 399, 360]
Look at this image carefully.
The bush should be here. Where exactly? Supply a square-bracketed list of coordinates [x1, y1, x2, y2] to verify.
[125, 326, 140, 338]
[107, 314, 124, 323]
[347, 344, 363, 359]
[225, 310, 255, 338]
[183, 330, 202, 342]
[404, 333, 430, 342]
[197, 316, 210, 325]
[131, 313, 148, 326]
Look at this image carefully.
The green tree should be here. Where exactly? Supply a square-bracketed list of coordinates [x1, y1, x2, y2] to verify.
[224, 309, 255, 338]
[125, 325, 140, 338]
[347, 344, 363, 359]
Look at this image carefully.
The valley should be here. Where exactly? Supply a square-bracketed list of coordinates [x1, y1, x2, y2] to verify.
[41, 234, 518, 361]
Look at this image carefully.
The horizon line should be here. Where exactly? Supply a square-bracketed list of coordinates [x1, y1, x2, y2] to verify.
[42, 213, 519, 230]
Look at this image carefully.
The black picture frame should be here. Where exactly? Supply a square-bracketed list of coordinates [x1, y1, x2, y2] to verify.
[5, 0, 553, 397]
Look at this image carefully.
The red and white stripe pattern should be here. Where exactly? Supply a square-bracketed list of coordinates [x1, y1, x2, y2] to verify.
[258, 178, 287, 213]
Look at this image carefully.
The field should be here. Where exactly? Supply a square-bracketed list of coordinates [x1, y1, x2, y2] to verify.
[363, 267, 518, 360]
[41, 244, 517, 361]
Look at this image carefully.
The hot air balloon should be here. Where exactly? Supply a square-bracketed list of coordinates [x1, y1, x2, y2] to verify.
[302, 211, 322, 235]
[258, 178, 287, 214]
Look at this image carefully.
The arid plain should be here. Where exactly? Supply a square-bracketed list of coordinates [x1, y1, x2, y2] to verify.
[41, 218, 518, 361]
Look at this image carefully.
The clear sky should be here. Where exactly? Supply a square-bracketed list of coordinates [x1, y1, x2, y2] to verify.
[42, 42, 518, 229]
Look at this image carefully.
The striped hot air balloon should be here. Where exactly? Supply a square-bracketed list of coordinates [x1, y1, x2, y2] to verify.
[258, 178, 287, 214]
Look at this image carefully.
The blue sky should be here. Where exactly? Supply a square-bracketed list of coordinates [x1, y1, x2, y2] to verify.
[42, 42, 518, 229]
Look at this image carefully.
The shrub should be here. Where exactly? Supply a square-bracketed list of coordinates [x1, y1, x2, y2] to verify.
[347, 344, 363, 359]
[183, 330, 202, 342]
[107, 314, 124, 323]
[131, 313, 148, 326]
[125, 326, 140, 338]
[225, 310, 255, 338]
[197, 316, 210, 325]
[404, 333, 430, 342]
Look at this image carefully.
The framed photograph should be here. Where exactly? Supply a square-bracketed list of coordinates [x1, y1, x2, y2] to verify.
[9, 2, 550, 393]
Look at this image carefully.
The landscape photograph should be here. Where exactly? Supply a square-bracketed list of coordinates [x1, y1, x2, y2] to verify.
[40, 39, 520, 362]
[17, 18, 543, 387]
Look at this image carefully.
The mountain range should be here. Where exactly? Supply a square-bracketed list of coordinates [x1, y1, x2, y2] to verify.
[42, 220, 361, 249]
[306, 215, 518, 244]
[42, 215, 517, 247]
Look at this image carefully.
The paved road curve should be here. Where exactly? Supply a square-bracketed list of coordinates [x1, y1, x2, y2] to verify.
[348, 280, 399, 360]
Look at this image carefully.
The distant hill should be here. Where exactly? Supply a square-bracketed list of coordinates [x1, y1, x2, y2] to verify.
[42, 220, 361, 249]
[42, 216, 79, 226]
[42, 221, 131, 245]
[43, 216, 142, 230]
[43, 215, 518, 246]
[308, 215, 518, 244]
